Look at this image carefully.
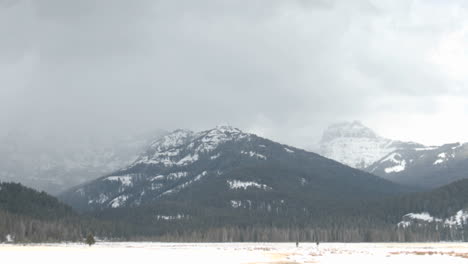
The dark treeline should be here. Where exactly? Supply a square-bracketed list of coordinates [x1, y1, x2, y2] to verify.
[1, 180, 467, 243]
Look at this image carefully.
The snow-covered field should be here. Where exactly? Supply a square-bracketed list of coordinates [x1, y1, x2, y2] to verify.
[1, 242, 468, 264]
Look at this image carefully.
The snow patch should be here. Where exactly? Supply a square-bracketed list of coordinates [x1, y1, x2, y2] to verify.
[384, 160, 406, 173]
[176, 154, 199, 166]
[433, 152, 452, 165]
[105, 175, 133, 187]
[444, 210, 468, 226]
[151, 175, 164, 181]
[156, 214, 187, 221]
[241, 151, 266, 160]
[210, 153, 221, 160]
[5, 234, 13, 242]
[167, 172, 188, 180]
[227, 180, 272, 191]
[284, 147, 294, 153]
[160, 171, 208, 196]
[110, 195, 129, 208]
[88, 194, 109, 205]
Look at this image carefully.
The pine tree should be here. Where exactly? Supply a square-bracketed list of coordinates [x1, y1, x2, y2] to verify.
[85, 233, 96, 246]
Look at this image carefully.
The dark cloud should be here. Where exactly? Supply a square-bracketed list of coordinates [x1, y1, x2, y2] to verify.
[1, 0, 468, 147]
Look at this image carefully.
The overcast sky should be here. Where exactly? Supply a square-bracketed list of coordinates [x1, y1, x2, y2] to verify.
[1, 0, 468, 148]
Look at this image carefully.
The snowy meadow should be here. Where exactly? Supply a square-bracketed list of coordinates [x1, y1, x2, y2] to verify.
[1, 242, 468, 264]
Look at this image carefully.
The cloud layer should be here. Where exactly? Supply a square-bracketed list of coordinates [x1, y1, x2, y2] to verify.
[1, 0, 468, 147]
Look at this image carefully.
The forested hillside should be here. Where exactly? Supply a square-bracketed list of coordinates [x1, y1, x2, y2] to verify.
[0, 182, 125, 243]
[87, 180, 468, 242]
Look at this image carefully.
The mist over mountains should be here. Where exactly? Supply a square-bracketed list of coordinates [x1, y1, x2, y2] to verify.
[0, 129, 165, 194]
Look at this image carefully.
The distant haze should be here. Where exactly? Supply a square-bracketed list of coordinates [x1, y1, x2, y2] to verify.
[2, 0, 468, 148]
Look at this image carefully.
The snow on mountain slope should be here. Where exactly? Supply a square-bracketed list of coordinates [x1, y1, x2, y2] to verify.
[62, 125, 271, 210]
[318, 121, 423, 169]
[61, 125, 405, 212]
[366, 142, 468, 189]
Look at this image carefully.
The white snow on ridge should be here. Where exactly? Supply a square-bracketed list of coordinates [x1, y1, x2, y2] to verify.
[415, 146, 439, 151]
[195, 126, 245, 153]
[227, 180, 272, 191]
[105, 175, 133, 187]
[284, 147, 294, 153]
[149, 130, 193, 152]
[132, 126, 251, 167]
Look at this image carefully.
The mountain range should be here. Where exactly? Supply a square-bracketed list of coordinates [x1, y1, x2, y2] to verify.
[366, 142, 468, 189]
[60, 125, 406, 212]
[318, 121, 468, 189]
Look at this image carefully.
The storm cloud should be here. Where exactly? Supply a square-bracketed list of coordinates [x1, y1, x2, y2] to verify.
[1, 0, 468, 147]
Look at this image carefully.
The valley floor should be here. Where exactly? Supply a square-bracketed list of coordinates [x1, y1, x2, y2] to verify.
[1, 242, 468, 264]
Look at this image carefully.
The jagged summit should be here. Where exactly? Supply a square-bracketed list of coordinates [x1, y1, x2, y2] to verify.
[318, 121, 423, 169]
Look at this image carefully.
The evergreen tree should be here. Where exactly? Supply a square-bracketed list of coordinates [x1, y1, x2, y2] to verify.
[85, 234, 96, 246]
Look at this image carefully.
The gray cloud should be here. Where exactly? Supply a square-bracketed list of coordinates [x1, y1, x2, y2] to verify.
[1, 0, 468, 147]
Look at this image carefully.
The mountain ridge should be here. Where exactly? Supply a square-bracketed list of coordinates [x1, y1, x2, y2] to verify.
[60, 125, 408, 212]
[318, 121, 423, 169]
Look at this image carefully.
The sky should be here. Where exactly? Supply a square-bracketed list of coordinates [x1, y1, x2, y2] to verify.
[1, 0, 468, 148]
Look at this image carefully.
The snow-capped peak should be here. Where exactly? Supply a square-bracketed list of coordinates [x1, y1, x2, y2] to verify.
[132, 126, 250, 167]
[318, 121, 421, 169]
[149, 129, 194, 152]
[320, 121, 378, 143]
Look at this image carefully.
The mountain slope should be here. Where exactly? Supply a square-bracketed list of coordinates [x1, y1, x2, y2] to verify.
[366, 142, 468, 189]
[0, 182, 84, 242]
[318, 121, 423, 169]
[61, 126, 407, 212]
